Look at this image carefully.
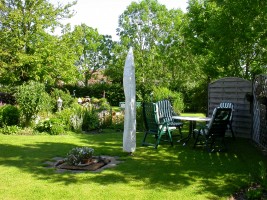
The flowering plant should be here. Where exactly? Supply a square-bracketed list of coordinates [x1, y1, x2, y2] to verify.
[66, 147, 94, 166]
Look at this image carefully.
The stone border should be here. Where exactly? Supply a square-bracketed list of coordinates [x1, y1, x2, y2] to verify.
[44, 155, 123, 173]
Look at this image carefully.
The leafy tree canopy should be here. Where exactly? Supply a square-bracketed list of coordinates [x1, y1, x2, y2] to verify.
[0, 0, 79, 85]
[186, 0, 267, 81]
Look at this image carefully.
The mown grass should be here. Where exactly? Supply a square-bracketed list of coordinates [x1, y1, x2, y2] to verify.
[0, 127, 266, 200]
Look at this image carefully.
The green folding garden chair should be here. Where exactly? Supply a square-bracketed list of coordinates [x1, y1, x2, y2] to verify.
[156, 99, 183, 140]
[142, 102, 175, 149]
[219, 102, 235, 139]
[193, 107, 232, 152]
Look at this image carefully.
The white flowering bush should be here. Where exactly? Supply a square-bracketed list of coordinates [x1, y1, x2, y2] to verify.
[66, 147, 94, 166]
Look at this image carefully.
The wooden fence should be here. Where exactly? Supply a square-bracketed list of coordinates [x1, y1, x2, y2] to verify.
[252, 75, 267, 149]
[208, 77, 252, 138]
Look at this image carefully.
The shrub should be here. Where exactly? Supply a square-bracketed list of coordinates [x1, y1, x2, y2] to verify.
[109, 111, 124, 131]
[172, 96, 184, 115]
[152, 86, 184, 114]
[98, 110, 112, 129]
[189, 82, 208, 113]
[246, 186, 263, 200]
[51, 97, 113, 132]
[50, 121, 65, 135]
[70, 105, 84, 132]
[244, 161, 267, 200]
[39, 92, 53, 114]
[64, 82, 123, 106]
[16, 127, 38, 135]
[50, 88, 74, 111]
[15, 81, 48, 127]
[0, 125, 21, 135]
[66, 147, 94, 166]
[35, 118, 65, 135]
[82, 109, 100, 131]
[0, 105, 20, 127]
[98, 98, 111, 110]
[105, 83, 124, 106]
[71, 97, 111, 131]
[54, 107, 74, 131]
[93, 98, 112, 129]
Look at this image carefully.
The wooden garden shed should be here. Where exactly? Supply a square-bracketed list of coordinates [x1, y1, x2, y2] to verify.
[208, 77, 252, 138]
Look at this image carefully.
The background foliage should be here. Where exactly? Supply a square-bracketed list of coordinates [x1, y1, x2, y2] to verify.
[0, 0, 266, 113]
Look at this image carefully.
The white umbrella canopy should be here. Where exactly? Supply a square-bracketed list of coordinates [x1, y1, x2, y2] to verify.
[123, 47, 136, 153]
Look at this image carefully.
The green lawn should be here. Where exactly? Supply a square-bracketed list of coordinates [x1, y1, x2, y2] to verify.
[0, 128, 266, 200]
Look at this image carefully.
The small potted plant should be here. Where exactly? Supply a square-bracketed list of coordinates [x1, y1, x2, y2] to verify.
[66, 147, 94, 166]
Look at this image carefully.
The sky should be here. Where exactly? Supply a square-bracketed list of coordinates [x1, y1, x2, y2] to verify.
[51, 0, 188, 41]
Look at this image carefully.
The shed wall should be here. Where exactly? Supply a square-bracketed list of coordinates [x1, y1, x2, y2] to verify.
[208, 77, 252, 138]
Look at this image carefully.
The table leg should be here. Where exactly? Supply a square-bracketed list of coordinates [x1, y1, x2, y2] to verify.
[181, 121, 196, 146]
[191, 121, 197, 138]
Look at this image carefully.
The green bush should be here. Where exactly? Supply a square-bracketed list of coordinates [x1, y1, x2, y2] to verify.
[246, 187, 263, 200]
[35, 118, 65, 135]
[98, 110, 112, 129]
[35, 119, 52, 133]
[189, 82, 208, 113]
[93, 98, 112, 129]
[0, 125, 21, 135]
[50, 120, 65, 135]
[172, 96, 184, 115]
[39, 92, 53, 114]
[16, 127, 38, 135]
[0, 105, 20, 126]
[98, 98, 111, 110]
[54, 107, 74, 131]
[244, 161, 267, 200]
[15, 81, 48, 127]
[82, 109, 100, 131]
[63, 82, 123, 106]
[109, 111, 124, 131]
[108, 105, 143, 132]
[50, 88, 74, 111]
[70, 105, 84, 132]
[152, 86, 184, 114]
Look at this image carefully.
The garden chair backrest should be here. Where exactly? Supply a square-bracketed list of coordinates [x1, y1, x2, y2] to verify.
[143, 102, 160, 134]
[219, 102, 234, 121]
[207, 107, 232, 137]
[156, 99, 174, 123]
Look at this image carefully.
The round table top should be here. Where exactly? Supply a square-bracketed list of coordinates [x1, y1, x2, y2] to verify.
[172, 116, 211, 122]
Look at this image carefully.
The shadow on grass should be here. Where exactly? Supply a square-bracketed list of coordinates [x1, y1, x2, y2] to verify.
[0, 132, 265, 197]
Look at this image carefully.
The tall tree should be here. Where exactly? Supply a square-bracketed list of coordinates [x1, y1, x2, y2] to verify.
[72, 24, 113, 86]
[104, 41, 128, 84]
[158, 8, 202, 92]
[0, 0, 79, 85]
[186, 0, 267, 80]
[117, 0, 182, 99]
[115, 0, 198, 102]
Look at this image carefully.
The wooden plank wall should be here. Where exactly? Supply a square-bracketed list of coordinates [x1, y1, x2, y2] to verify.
[208, 77, 252, 138]
[252, 75, 267, 149]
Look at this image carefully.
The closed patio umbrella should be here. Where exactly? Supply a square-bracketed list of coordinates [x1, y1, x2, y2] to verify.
[123, 47, 136, 154]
